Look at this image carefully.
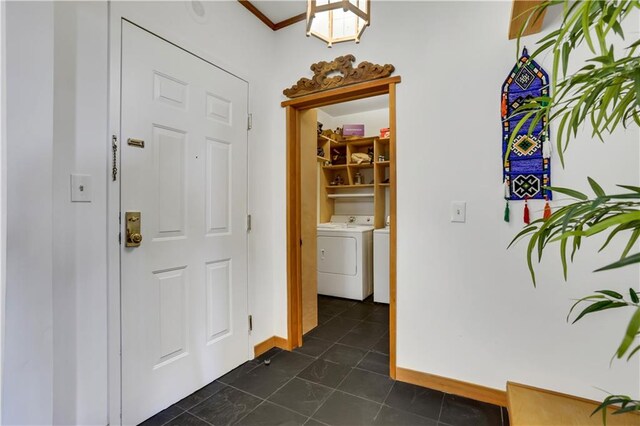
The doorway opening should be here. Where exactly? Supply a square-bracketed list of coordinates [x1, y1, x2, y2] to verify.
[282, 76, 400, 378]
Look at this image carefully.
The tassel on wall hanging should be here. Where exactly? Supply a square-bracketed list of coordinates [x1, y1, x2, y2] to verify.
[501, 47, 551, 223]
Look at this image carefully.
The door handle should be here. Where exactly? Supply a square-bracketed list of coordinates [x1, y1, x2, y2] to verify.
[125, 211, 143, 247]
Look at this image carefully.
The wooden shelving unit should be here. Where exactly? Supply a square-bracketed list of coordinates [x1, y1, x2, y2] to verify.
[317, 135, 393, 227]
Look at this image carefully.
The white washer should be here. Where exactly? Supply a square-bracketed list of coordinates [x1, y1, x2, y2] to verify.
[373, 227, 390, 304]
[317, 215, 373, 300]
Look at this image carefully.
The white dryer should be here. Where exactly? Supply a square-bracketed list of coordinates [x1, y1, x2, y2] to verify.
[317, 215, 374, 301]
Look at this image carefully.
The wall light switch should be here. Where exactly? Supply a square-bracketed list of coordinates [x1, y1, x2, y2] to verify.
[451, 201, 466, 223]
[71, 174, 92, 202]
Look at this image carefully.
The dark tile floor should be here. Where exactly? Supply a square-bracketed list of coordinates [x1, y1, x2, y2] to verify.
[140, 296, 509, 426]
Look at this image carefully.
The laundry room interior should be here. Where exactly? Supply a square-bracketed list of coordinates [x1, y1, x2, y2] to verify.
[298, 94, 393, 339]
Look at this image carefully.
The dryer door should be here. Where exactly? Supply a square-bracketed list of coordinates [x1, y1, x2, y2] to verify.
[317, 235, 358, 276]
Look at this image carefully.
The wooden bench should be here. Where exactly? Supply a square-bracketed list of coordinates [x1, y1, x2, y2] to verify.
[507, 382, 640, 426]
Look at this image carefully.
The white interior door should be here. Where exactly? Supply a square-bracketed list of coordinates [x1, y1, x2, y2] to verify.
[120, 22, 249, 425]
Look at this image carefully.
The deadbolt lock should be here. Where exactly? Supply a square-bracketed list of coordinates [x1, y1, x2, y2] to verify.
[125, 211, 143, 247]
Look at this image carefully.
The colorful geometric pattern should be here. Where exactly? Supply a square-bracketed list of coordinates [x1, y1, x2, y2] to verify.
[512, 134, 541, 157]
[501, 48, 551, 200]
[512, 174, 541, 198]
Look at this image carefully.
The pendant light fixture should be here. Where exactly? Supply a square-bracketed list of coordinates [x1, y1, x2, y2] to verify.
[306, 0, 371, 47]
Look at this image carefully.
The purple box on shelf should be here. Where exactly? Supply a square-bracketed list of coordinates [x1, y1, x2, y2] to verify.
[342, 124, 365, 137]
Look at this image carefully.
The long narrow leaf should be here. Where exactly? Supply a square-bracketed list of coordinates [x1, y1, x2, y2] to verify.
[595, 252, 640, 272]
[616, 308, 640, 358]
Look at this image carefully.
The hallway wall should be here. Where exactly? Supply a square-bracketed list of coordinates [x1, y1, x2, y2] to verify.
[272, 1, 640, 401]
[3, 1, 279, 424]
[4, 3, 54, 424]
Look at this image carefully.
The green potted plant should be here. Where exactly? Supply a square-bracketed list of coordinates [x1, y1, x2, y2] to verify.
[510, 0, 640, 420]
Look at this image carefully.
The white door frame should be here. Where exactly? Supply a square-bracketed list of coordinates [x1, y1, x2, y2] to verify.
[107, 9, 252, 424]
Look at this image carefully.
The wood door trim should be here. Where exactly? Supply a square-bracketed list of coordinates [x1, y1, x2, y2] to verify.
[281, 76, 402, 109]
[397, 367, 508, 407]
[388, 82, 397, 379]
[284, 77, 400, 378]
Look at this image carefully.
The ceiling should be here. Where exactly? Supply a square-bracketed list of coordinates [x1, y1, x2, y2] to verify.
[240, 0, 550, 43]
[319, 95, 388, 117]
[251, 1, 306, 23]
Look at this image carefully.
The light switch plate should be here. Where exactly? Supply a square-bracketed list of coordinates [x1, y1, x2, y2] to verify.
[71, 174, 92, 202]
[451, 201, 466, 223]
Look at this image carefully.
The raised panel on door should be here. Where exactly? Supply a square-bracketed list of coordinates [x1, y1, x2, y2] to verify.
[153, 125, 187, 239]
[154, 266, 188, 366]
[206, 139, 231, 235]
[205, 259, 232, 343]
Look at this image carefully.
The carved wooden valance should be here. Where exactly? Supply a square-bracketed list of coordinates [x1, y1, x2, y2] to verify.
[283, 55, 395, 98]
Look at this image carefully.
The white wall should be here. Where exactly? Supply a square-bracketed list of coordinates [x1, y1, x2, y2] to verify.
[0, 1, 7, 422]
[319, 108, 390, 138]
[52, 3, 109, 424]
[4, 2, 55, 424]
[3, 1, 279, 424]
[272, 2, 640, 401]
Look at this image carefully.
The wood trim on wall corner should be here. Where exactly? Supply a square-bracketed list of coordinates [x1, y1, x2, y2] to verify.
[396, 367, 508, 407]
[254, 336, 289, 358]
[274, 13, 306, 31]
[238, 1, 306, 32]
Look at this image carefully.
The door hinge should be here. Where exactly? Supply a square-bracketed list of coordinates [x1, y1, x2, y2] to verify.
[248, 315, 253, 332]
[247, 214, 252, 232]
[118, 232, 122, 245]
[111, 135, 118, 181]
[247, 113, 253, 130]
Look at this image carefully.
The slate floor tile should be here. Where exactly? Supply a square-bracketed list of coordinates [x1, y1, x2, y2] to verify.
[297, 358, 351, 388]
[356, 351, 390, 376]
[268, 350, 315, 376]
[304, 418, 329, 426]
[312, 391, 381, 426]
[338, 330, 381, 350]
[175, 381, 227, 410]
[321, 344, 367, 367]
[365, 307, 389, 324]
[337, 368, 394, 403]
[218, 362, 259, 385]
[318, 312, 335, 325]
[384, 381, 444, 421]
[229, 364, 294, 399]
[295, 337, 334, 358]
[373, 405, 438, 426]
[268, 378, 333, 416]
[143, 296, 510, 426]
[439, 394, 503, 426]
[371, 333, 389, 355]
[237, 401, 307, 426]
[164, 412, 211, 426]
[308, 317, 360, 342]
[351, 320, 388, 336]
[139, 404, 184, 426]
[339, 303, 377, 320]
[190, 386, 261, 426]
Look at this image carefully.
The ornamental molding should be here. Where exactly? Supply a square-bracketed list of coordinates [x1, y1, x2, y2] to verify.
[283, 55, 395, 98]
